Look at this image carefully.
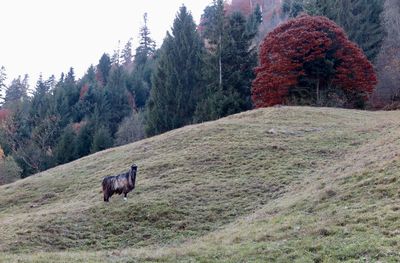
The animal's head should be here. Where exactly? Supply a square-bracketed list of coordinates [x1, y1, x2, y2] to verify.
[131, 164, 138, 174]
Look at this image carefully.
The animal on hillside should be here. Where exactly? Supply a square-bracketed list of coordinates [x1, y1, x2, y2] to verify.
[102, 164, 137, 202]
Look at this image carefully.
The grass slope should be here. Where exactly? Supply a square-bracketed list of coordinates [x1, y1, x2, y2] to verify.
[0, 107, 399, 262]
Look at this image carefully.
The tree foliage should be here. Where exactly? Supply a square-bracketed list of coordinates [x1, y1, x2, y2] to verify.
[146, 5, 204, 135]
[284, 0, 385, 62]
[252, 15, 377, 108]
[115, 111, 146, 146]
[374, 0, 400, 103]
[196, 2, 259, 122]
[4, 75, 29, 109]
[129, 13, 157, 109]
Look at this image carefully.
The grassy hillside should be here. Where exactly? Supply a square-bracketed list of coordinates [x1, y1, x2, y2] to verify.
[1, 106, 400, 262]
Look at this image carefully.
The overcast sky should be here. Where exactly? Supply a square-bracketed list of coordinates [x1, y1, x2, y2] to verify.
[0, 0, 212, 87]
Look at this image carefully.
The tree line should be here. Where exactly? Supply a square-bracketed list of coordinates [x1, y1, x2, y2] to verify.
[0, 1, 260, 180]
[0, 0, 398, 182]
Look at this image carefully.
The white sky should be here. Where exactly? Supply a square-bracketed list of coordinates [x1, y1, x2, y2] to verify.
[0, 0, 212, 87]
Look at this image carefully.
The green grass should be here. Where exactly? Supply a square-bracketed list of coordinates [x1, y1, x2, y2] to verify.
[1, 106, 400, 262]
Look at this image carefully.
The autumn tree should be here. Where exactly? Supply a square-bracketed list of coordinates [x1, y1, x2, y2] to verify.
[252, 15, 377, 108]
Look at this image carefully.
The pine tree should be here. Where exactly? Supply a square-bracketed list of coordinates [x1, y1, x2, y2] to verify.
[307, 0, 385, 61]
[111, 41, 121, 65]
[91, 126, 113, 153]
[103, 64, 132, 135]
[282, 0, 306, 18]
[222, 12, 258, 111]
[201, 0, 225, 87]
[55, 127, 76, 164]
[146, 5, 204, 136]
[30, 75, 51, 119]
[196, 8, 258, 121]
[246, 4, 263, 37]
[121, 38, 134, 68]
[4, 75, 29, 108]
[135, 13, 156, 66]
[74, 122, 93, 158]
[129, 13, 157, 108]
[53, 68, 80, 125]
[96, 53, 112, 87]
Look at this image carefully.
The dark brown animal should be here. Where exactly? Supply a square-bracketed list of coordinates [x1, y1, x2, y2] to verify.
[102, 164, 137, 202]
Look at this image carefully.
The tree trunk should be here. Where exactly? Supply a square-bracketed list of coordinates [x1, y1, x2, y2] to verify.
[219, 34, 222, 87]
[316, 79, 320, 105]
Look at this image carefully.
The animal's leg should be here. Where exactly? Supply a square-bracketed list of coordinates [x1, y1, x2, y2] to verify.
[123, 192, 127, 201]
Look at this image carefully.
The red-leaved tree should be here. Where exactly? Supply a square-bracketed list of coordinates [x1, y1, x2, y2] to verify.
[252, 15, 377, 108]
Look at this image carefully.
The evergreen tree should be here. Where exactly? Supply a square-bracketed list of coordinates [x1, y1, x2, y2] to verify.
[307, 0, 384, 61]
[129, 56, 156, 108]
[4, 75, 29, 108]
[29, 75, 59, 171]
[222, 12, 257, 111]
[74, 122, 93, 158]
[121, 38, 134, 68]
[200, 0, 225, 87]
[246, 4, 263, 37]
[96, 53, 112, 87]
[30, 75, 51, 119]
[196, 8, 258, 121]
[91, 126, 113, 153]
[103, 65, 132, 134]
[129, 13, 157, 109]
[135, 13, 156, 66]
[53, 68, 80, 125]
[55, 127, 76, 164]
[146, 5, 204, 136]
[111, 41, 121, 65]
[282, 0, 306, 18]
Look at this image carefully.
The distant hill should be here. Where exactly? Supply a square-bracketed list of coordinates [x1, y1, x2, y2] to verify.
[1, 106, 399, 262]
